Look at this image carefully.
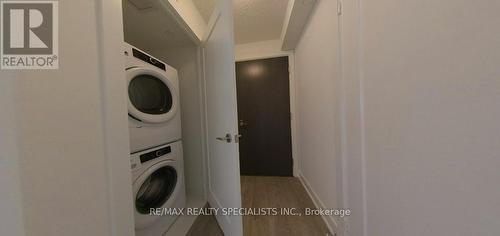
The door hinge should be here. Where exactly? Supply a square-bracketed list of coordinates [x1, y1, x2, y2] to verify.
[337, 0, 342, 15]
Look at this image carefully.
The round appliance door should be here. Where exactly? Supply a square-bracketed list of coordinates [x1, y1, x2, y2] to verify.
[127, 67, 178, 124]
[133, 161, 179, 229]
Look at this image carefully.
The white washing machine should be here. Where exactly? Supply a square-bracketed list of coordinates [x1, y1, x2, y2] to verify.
[130, 141, 186, 236]
[124, 43, 182, 153]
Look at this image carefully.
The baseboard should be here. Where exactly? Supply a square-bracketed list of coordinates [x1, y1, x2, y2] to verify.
[207, 190, 233, 235]
[298, 171, 340, 235]
[165, 194, 206, 235]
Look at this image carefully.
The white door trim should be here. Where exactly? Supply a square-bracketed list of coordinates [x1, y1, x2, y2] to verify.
[96, 0, 135, 235]
[202, 8, 221, 45]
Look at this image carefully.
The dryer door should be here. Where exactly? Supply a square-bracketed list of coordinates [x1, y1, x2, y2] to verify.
[133, 161, 179, 229]
[127, 67, 178, 123]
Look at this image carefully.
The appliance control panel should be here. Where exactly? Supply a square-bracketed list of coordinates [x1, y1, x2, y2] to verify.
[139, 146, 172, 164]
[132, 48, 166, 71]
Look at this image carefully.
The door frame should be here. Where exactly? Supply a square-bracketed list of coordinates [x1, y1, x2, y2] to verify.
[199, 6, 221, 201]
[235, 53, 300, 177]
[97, 0, 136, 235]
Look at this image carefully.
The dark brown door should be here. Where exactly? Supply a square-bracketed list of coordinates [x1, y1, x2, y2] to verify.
[235, 57, 293, 176]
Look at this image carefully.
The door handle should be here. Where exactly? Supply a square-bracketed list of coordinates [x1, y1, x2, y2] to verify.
[216, 133, 232, 143]
[234, 134, 242, 143]
[239, 120, 248, 127]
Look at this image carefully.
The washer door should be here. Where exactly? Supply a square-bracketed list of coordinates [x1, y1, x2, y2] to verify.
[133, 161, 179, 229]
[127, 67, 178, 124]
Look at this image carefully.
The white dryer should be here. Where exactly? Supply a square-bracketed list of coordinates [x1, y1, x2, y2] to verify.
[124, 43, 182, 153]
[130, 141, 186, 236]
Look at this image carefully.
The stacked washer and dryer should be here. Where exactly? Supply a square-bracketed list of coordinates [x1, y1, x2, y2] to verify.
[124, 43, 186, 236]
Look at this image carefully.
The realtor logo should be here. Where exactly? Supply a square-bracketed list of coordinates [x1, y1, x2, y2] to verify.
[1, 1, 58, 69]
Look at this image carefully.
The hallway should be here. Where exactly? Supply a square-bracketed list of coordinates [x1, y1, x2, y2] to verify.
[242, 176, 330, 236]
[187, 176, 331, 236]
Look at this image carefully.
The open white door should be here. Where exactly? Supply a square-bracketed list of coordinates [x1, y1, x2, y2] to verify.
[202, 0, 243, 235]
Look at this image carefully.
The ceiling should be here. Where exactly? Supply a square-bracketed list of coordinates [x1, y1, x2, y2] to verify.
[122, 0, 194, 52]
[192, 0, 290, 45]
[233, 0, 289, 44]
[192, 0, 216, 23]
[124, 0, 290, 48]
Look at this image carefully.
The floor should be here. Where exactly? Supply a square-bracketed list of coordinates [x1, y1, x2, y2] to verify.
[185, 212, 223, 236]
[187, 176, 331, 236]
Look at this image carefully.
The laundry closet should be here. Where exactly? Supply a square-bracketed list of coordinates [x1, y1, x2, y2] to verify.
[121, 0, 242, 235]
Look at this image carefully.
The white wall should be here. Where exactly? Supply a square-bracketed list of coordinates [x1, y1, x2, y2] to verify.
[280, 0, 317, 51]
[297, 0, 500, 235]
[162, 0, 207, 41]
[356, 0, 500, 235]
[155, 46, 207, 199]
[0, 76, 26, 236]
[339, 0, 365, 235]
[294, 0, 342, 233]
[234, 39, 290, 61]
[0, 0, 134, 235]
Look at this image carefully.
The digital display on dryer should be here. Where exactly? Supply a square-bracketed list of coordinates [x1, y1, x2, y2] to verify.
[139, 146, 172, 163]
[132, 48, 166, 71]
